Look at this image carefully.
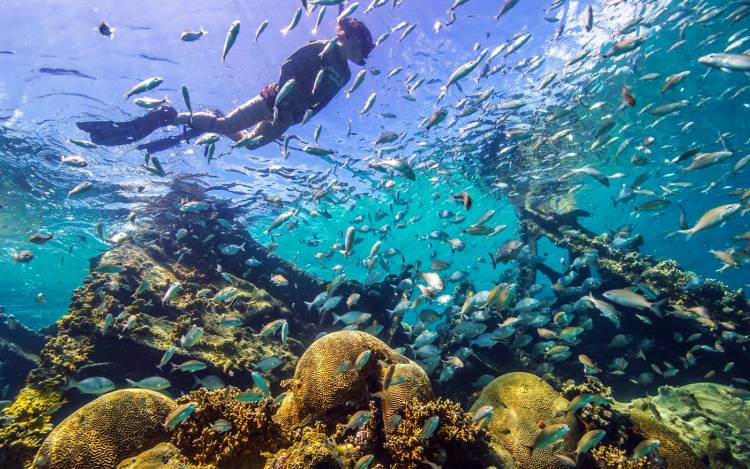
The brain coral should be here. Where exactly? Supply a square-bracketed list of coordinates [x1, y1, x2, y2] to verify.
[116, 442, 199, 469]
[469, 372, 580, 469]
[275, 330, 432, 429]
[33, 389, 176, 469]
[629, 410, 705, 469]
[264, 426, 343, 469]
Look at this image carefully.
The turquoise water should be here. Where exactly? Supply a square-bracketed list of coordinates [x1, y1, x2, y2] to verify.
[0, 0, 748, 335]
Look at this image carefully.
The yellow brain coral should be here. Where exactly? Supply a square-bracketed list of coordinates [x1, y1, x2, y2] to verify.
[469, 372, 580, 469]
[275, 330, 432, 429]
[33, 389, 176, 469]
[116, 443, 199, 469]
[629, 410, 705, 469]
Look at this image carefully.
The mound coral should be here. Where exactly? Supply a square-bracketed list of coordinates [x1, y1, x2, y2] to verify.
[264, 426, 343, 469]
[470, 372, 580, 469]
[170, 387, 288, 468]
[33, 389, 176, 469]
[116, 442, 199, 469]
[275, 330, 432, 430]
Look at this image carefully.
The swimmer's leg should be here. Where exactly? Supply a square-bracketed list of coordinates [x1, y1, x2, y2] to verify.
[76, 106, 178, 146]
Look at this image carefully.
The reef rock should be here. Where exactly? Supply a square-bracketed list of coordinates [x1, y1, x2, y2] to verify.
[275, 330, 432, 429]
[470, 371, 581, 469]
[622, 382, 748, 468]
[33, 389, 176, 469]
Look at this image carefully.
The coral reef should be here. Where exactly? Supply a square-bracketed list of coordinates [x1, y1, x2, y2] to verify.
[384, 397, 512, 469]
[264, 426, 343, 469]
[33, 389, 175, 469]
[1, 182, 745, 469]
[591, 444, 652, 469]
[275, 330, 432, 429]
[0, 387, 64, 468]
[170, 387, 287, 469]
[116, 443, 199, 469]
[470, 372, 581, 469]
[622, 382, 748, 468]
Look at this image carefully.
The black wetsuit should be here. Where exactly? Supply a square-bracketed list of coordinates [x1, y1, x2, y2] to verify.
[262, 40, 352, 123]
[77, 40, 352, 150]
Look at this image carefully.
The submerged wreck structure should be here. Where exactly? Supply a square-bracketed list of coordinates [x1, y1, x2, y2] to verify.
[0, 181, 748, 469]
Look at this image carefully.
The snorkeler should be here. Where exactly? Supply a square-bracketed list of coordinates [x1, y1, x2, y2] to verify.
[76, 17, 375, 153]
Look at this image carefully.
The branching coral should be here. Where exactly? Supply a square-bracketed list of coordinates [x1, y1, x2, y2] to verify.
[170, 387, 288, 469]
[34, 335, 93, 380]
[591, 445, 653, 469]
[384, 398, 493, 469]
[0, 387, 64, 468]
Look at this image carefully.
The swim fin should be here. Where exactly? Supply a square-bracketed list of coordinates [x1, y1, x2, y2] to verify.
[136, 127, 204, 153]
[76, 106, 177, 146]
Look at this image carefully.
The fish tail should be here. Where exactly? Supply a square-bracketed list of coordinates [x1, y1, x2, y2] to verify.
[170, 363, 177, 373]
[650, 299, 666, 317]
[676, 229, 694, 239]
[304, 301, 313, 311]
[488, 252, 497, 270]
[125, 378, 137, 388]
[332, 313, 341, 324]
[64, 378, 76, 391]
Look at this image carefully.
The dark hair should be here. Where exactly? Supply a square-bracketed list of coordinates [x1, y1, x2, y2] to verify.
[337, 17, 375, 58]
